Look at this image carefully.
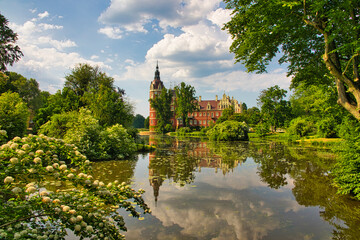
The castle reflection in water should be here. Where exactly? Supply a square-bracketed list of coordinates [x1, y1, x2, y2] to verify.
[148, 135, 246, 204]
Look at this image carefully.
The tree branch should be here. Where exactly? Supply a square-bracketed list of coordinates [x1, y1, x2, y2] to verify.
[0, 213, 49, 228]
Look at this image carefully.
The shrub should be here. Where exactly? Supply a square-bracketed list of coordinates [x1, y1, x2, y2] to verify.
[39, 109, 137, 160]
[176, 127, 191, 135]
[0, 92, 29, 139]
[316, 118, 337, 138]
[40, 109, 104, 160]
[0, 134, 149, 239]
[287, 117, 314, 138]
[255, 122, 270, 137]
[332, 117, 360, 200]
[101, 124, 137, 160]
[207, 120, 249, 141]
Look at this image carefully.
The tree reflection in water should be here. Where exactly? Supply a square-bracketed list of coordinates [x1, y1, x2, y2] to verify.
[91, 136, 360, 239]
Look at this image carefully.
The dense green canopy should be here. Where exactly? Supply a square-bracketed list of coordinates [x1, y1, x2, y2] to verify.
[224, 0, 360, 120]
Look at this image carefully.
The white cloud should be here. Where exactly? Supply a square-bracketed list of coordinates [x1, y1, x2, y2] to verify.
[38, 11, 49, 19]
[98, 0, 222, 34]
[98, 26, 123, 39]
[39, 23, 63, 30]
[207, 8, 232, 27]
[90, 55, 99, 60]
[8, 15, 110, 93]
[114, 3, 291, 95]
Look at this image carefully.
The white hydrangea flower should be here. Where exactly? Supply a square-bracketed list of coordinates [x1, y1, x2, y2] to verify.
[12, 187, 22, 194]
[4, 176, 14, 184]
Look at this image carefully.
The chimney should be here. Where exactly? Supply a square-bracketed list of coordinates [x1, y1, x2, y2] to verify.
[215, 95, 218, 101]
[199, 96, 202, 102]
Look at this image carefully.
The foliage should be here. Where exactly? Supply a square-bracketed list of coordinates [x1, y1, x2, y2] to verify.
[174, 82, 197, 127]
[83, 85, 134, 127]
[176, 127, 192, 136]
[0, 134, 149, 240]
[144, 116, 149, 129]
[223, 0, 360, 120]
[35, 64, 134, 130]
[132, 114, 145, 128]
[0, 92, 29, 140]
[64, 63, 113, 99]
[0, 72, 42, 111]
[33, 88, 81, 131]
[254, 122, 270, 137]
[207, 120, 249, 141]
[149, 88, 173, 133]
[290, 82, 346, 138]
[0, 14, 23, 71]
[101, 124, 137, 160]
[39, 109, 136, 160]
[216, 106, 234, 123]
[287, 117, 314, 138]
[257, 85, 291, 131]
[332, 117, 360, 200]
[0, 129, 7, 145]
[316, 118, 338, 138]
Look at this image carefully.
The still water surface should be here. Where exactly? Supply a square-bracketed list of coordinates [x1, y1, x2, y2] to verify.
[91, 136, 360, 240]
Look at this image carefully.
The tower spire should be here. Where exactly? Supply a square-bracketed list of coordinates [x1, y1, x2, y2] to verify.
[154, 61, 160, 80]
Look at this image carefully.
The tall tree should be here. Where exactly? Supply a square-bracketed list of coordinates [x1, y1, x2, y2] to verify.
[64, 63, 113, 98]
[83, 85, 134, 127]
[149, 87, 173, 133]
[174, 82, 197, 127]
[223, 0, 360, 120]
[257, 85, 291, 131]
[0, 14, 23, 71]
[132, 114, 145, 128]
[0, 72, 41, 111]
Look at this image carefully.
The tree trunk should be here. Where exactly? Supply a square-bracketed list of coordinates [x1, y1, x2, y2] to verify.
[323, 33, 360, 120]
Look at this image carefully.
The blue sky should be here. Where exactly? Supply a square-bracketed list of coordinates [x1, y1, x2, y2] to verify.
[0, 0, 291, 117]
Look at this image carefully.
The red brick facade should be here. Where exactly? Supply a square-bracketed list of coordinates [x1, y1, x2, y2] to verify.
[149, 65, 243, 131]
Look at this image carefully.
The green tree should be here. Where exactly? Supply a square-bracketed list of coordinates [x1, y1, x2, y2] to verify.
[0, 14, 23, 71]
[150, 88, 173, 133]
[144, 116, 149, 129]
[0, 72, 42, 111]
[257, 85, 291, 131]
[216, 106, 234, 123]
[36, 64, 134, 129]
[64, 63, 113, 99]
[83, 85, 134, 127]
[0, 92, 29, 139]
[245, 107, 261, 126]
[223, 0, 360, 120]
[33, 88, 80, 131]
[132, 114, 145, 128]
[174, 82, 197, 127]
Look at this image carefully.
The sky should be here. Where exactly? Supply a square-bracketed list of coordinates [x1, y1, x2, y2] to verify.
[0, 0, 291, 117]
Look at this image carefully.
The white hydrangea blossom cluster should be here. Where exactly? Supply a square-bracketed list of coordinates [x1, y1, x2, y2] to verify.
[1, 134, 150, 239]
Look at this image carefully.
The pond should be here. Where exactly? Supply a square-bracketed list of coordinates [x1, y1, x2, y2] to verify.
[91, 135, 360, 240]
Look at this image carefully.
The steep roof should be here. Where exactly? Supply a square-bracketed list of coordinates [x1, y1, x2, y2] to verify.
[198, 100, 219, 110]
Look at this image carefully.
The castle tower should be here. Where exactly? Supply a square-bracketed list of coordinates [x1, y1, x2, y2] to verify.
[149, 62, 164, 132]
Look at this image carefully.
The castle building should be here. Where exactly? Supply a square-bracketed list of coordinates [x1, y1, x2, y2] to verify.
[149, 64, 243, 131]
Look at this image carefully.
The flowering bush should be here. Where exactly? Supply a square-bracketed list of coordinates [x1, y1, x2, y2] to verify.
[0, 134, 150, 239]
